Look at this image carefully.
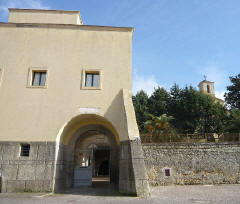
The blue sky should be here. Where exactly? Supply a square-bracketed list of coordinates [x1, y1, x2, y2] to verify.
[1, 0, 240, 99]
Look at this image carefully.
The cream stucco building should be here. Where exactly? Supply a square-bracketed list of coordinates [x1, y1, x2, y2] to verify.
[0, 8, 149, 196]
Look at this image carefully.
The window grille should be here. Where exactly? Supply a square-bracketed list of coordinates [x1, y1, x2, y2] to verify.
[20, 144, 30, 157]
[164, 168, 170, 176]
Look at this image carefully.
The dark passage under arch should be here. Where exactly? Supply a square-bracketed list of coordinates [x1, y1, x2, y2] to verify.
[54, 123, 119, 192]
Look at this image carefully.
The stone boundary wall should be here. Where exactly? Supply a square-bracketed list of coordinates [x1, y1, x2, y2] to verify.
[0, 142, 55, 192]
[142, 143, 240, 186]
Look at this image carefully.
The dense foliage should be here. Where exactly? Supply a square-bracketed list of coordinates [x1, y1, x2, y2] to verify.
[143, 113, 177, 142]
[132, 90, 149, 132]
[133, 84, 235, 134]
[224, 74, 240, 109]
[224, 109, 240, 133]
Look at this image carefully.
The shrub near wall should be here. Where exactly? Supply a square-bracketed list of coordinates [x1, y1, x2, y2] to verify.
[142, 143, 240, 186]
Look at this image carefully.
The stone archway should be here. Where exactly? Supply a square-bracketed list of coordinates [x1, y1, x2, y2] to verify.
[53, 113, 150, 197]
[53, 114, 120, 192]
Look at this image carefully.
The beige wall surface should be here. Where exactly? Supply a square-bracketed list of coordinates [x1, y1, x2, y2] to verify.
[0, 24, 134, 142]
[8, 9, 82, 25]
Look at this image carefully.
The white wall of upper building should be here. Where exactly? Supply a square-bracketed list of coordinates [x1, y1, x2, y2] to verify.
[8, 8, 83, 25]
[0, 9, 134, 142]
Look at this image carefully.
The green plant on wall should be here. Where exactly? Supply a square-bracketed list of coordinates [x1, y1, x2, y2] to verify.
[144, 114, 177, 142]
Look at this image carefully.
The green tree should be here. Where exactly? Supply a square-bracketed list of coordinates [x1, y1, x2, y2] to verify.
[168, 85, 228, 134]
[224, 108, 240, 133]
[198, 96, 228, 133]
[133, 84, 229, 135]
[148, 86, 170, 116]
[144, 113, 175, 142]
[224, 73, 240, 109]
[132, 90, 149, 132]
[168, 85, 201, 133]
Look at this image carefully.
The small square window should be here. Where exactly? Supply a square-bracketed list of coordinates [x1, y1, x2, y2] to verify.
[82, 69, 102, 90]
[27, 68, 48, 88]
[85, 73, 99, 87]
[32, 71, 47, 86]
[20, 144, 30, 157]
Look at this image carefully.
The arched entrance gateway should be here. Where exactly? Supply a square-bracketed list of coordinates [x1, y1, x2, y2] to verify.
[53, 114, 120, 191]
[72, 125, 119, 187]
[53, 111, 150, 197]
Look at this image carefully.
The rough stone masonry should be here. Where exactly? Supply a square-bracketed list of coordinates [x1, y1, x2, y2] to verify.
[142, 142, 240, 186]
[1, 141, 240, 192]
[0, 142, 55, 192]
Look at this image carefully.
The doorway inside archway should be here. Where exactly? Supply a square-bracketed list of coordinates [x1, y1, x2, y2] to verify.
[73, 129, 118, 188]
[92, 148, 110, 187]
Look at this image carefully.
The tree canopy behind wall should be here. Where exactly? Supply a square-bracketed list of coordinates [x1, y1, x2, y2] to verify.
[133, 84, 229, 134]
[224, 74, 240, 132]
[224, 74, 240, 109]
[132, 90, 149, 132]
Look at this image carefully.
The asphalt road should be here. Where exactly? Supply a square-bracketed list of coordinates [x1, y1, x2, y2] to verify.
[0, 184, 240, 204]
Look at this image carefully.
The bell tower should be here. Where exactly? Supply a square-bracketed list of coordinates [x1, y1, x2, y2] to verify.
[198, 75, 215, 96]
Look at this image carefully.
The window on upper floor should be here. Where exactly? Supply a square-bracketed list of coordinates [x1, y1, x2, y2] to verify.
[85, 73, 99, 87]
[27, 68, 48, 88]
[82, 70, 102, 90]
[32, 71, 47, 86]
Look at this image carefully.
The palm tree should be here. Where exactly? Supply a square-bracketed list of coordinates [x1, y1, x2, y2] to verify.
[144, 114, 174, 142]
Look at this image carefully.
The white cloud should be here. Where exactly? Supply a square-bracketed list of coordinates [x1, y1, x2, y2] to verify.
[215, 90, 225, 100]
[132, 71, 161, 96]
[0, 0, 50, 19]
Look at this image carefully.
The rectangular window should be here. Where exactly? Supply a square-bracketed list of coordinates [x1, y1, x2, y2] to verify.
[164, 168, 171, 176]
[85, 73, 100, 87]
[82, 69, 102, 90]
[207, 85, 210, 93]
[32, 71, 47, 86]
[27, 68, 48, 88]
[20, 144, 30, 157]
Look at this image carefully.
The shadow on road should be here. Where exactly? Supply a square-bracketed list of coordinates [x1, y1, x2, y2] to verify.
[56, 178, 127, 197]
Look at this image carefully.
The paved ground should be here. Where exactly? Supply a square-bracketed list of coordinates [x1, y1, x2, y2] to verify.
[0, 184, 240, 204]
